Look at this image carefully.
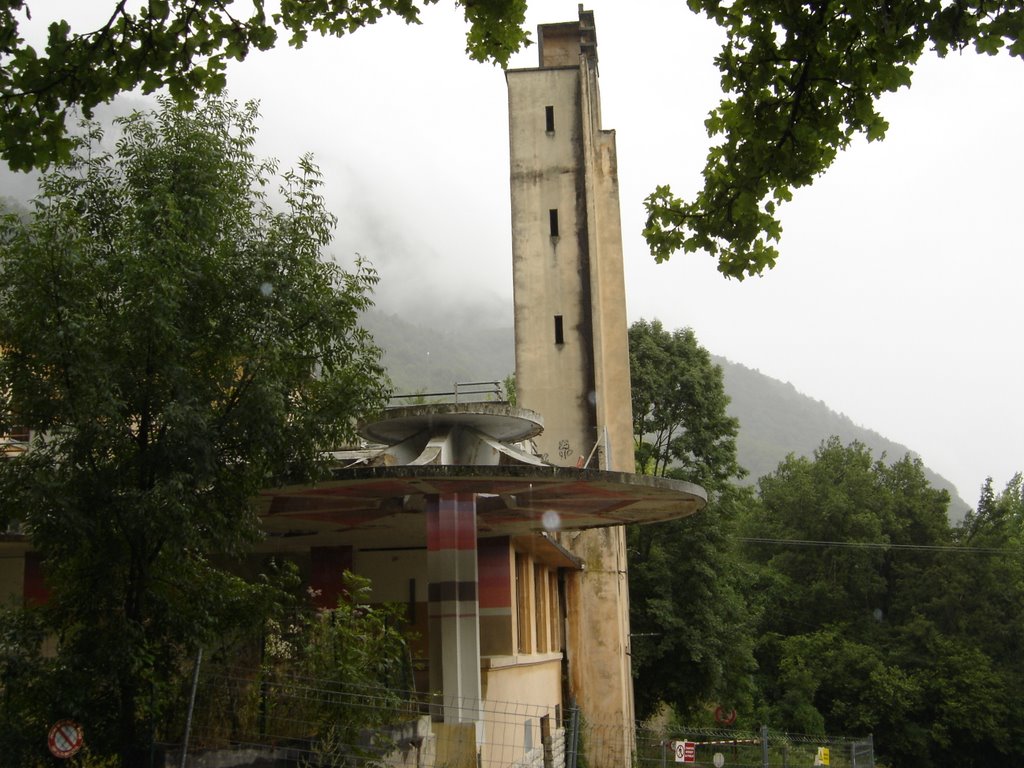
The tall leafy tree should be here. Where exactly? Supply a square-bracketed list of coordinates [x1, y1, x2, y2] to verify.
[6, 3, 1023, 276]
[629, 483, 759, 722]
[5, 3, 1023, 283]
[0, 0, 529, 170]
[0, 98, 389, 765]
[915, 473, 1024, 765]
[627, 319, 755, 720]
[644, 0, 1024, 278]
[742, 440, 1024, 768]
[629, 319, 742, 487]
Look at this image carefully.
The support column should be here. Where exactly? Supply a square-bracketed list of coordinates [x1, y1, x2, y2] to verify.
[426, 493, 483, 726]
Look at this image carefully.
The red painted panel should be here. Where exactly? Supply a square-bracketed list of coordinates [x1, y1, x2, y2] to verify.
[310, 545, 353, 610]
[23, 552, 50, 607]
[478, 537, 512, 609]
[427, 494, 478, 552]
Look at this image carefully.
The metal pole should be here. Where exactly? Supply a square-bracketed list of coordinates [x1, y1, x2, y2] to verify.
[602, 425, 611, 471]
[567, 706, 580, 768]
[761, 724, 769, 768]
[179, 647, 203, 768]
[852, 734, 875, 768]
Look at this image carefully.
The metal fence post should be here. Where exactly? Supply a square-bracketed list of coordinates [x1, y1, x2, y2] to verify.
[179, 647, 203, 768]
[761, 724, 769, 768]
[851, 734, 875, 768]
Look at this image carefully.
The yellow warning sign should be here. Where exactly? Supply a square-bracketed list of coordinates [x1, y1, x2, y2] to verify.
[813, 747, 830, 766]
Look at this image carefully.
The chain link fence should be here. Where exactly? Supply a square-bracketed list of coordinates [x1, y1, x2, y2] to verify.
[628, 724, 874, 768]
[161, 662, 565, 768]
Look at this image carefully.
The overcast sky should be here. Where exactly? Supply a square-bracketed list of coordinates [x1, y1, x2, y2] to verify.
[15, 1, 1024, 505]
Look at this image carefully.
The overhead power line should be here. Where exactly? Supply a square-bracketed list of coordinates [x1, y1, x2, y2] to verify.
[737, 537, 1015, 555]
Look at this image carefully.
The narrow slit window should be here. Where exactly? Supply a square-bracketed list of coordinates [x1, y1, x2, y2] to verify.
[549, 209, 559, 237]
[545, 105, 555, 132]
[407, 578, 416, 623]
[534, 563, 548, 653]
[554, 315, 564, 345]
[516, 553, 532, 653]
[549, 572, 562, 651]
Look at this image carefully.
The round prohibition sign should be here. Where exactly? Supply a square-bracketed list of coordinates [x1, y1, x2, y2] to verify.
[48, 719, 84, 759]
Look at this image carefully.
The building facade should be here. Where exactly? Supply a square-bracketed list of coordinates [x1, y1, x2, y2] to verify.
[507, 8, 638, 763]
[0, 9, 705, 768]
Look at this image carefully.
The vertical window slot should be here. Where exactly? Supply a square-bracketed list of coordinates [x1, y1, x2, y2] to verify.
[554, 315, 564, 345]
[545, 105, 555, 132]
[549, 209, 559, 237]
[516, 552, 532, 653]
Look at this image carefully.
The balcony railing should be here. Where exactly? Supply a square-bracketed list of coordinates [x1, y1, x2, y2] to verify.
[390, 380, 505, 406]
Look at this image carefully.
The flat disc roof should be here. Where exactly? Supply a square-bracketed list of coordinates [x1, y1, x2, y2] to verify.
[259, 464, 706, 543]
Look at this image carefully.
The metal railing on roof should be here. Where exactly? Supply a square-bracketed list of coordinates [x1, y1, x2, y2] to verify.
[390, 380, 505, 405]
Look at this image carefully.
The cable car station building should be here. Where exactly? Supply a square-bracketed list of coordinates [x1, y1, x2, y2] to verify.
[0, 9, 706, 768]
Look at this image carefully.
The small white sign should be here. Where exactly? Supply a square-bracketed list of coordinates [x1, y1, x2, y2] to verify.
[673, 740, 696, 763]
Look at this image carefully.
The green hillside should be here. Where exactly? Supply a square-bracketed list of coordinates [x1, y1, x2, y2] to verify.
[362, 309, 514, 395]
[716, 356, 970, 517]
[362, 310, 970, 518]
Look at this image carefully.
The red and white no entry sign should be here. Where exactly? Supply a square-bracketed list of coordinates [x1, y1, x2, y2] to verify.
[48, 719, 84, 759]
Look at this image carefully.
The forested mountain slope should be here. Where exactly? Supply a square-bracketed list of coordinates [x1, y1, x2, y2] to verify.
[362, 309, 969, 518]
[716, 357, 969, 517]
[362, 309, 515, 395]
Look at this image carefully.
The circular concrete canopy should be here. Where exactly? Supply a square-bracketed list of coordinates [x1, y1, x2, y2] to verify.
[359, 402, 544, 444]
[258, 464, 707, 548]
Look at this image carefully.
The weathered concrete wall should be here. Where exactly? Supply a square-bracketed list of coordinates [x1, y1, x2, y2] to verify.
[513, 727, 566, 768]
[508, 63, 596, 470]
[481, 656, 563, 768]
[434, 722, 478, 768]
[482, 654, 562, 708]
[506, 11, 637, 766]
[355, 548, 428, 603]
[562, 527, 633, 750]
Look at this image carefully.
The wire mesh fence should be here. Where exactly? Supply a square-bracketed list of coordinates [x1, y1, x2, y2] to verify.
[628, 724, 874, 768]
[161, 663, 871, 768]
[162, 662, 566, 768]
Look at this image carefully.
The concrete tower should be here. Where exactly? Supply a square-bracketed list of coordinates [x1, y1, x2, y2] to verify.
[507, 7, 637, 764]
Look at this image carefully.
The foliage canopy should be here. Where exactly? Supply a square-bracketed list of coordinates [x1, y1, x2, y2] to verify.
[0, 0, 529, 170]
[629, 318, 743, 489]
[0, 97, 389, 764]
[625, 327, 1024, 763]
[627, 319, 754, 720]
[643, 0, 1024, 278]
[742, 440, 1024, 767]
[3, 2, 1021, 277]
